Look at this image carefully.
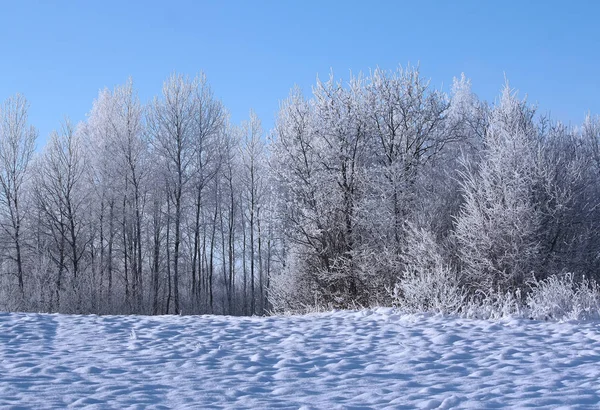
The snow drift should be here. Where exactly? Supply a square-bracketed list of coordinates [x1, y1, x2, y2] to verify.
[1, 309, 600, 408]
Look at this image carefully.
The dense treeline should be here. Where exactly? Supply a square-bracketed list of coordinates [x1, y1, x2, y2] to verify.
[1, 75, 274, 315]
[1, 66, 599, 315]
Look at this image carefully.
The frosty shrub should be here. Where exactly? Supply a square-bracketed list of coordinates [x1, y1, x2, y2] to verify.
[267, 251, 328, 314]
[267, 267, 308, 314]
[392, 226, 466, 314]
[526, 273, 600, 321]
[393, 265, 466, 315]
[462, 289, 523, 320]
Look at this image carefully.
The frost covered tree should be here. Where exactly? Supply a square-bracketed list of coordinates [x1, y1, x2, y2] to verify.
[358, 66, 463, 292]
[270, 69, 477, 309]
[421, 74, 486, 238]
[212, 123, 240, 314]
[82, 79, 149, 312]
[567, 114, 600, 278]
[454, 84, 541, 292]
[146, 72, 231, 315]
[363, 66, 449, 248]
[584, 114, 600, 172]
[33, 120, 90, 311]
[147, 74, 198, 314]
[82, 88, 121, 309]
[309, 73, 369, 304]
[188, 74, 225, 312]
[240, 110, 268, 314]
[111, 80, 148, 311]
[270, 87, 327, 308]
[0, 94, 37, 301]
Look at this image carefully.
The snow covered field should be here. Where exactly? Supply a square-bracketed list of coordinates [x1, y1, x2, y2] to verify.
[1, 309, 599, 409]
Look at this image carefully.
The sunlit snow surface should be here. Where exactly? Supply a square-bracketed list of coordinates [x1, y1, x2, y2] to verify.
[1, 309, 600, 408]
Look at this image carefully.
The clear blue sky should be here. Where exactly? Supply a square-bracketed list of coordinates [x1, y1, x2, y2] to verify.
[1, 0, 599, 147]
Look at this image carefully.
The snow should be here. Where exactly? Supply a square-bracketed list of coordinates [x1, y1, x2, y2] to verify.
[1, 309, 599, 408]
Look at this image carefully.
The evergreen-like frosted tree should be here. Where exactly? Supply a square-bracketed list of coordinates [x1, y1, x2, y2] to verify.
[455, 84, 540, 292]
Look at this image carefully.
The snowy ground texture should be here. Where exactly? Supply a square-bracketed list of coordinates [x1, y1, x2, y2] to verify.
[1, 309, 600, 409]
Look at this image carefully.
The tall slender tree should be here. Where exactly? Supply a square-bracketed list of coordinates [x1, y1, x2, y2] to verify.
[241, 111, 266, 314]
[147, 73, 197, 314]
[34, 120, 89, 311]
[0, 94, 37, 300]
